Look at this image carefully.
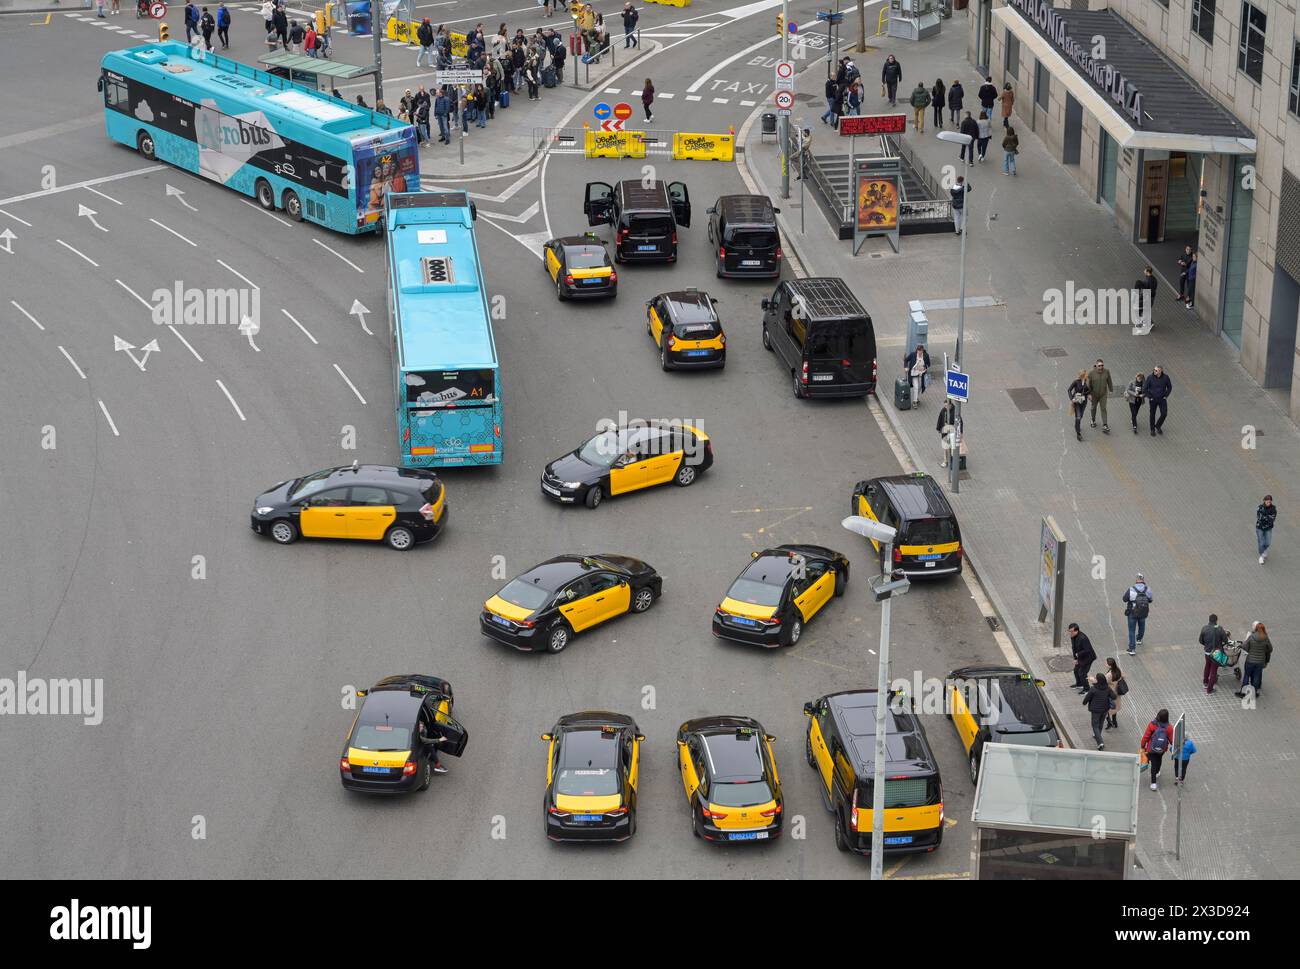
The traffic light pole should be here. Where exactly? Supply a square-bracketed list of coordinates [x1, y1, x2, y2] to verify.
[372, 0, 385, 107]
[779, 0, 790, 200]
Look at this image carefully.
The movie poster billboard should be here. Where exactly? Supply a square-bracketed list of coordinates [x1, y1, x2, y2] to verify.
[352, 132, 419, 229]
[856, 174, 898, 232]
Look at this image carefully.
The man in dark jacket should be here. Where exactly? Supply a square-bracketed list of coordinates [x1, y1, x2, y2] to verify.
[622, 3, 638, 47]
[958, 112, 979, 163]
[904, 343, 930, 404]
[417, 18, 435, 68]
[433, 87, 451, 143]
[1085, 358, 1113, 433]
[947, 80, 964, 125]
[272, 5, 288, 49]
[1069, 622, 1096, 691]
[1256, 495, 1277, 563]
[216, 4, 231, 49]
[185, 2, 200, 42]
[821, 77, 840, 126]
[1134, 265, 1157, 328]
[1142, 365, 1172, 436]
[200, 7, 215, 49]
[881, 54, 902, 106]
[930, 79, 945, 129]
[1081, 674, 1114, 749]
[1199, 613, 1229, 695]
[977, 75, 997, 113]
[949, 176, 970, 235]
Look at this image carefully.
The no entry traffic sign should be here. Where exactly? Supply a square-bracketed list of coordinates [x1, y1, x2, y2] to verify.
[594, 102, 612, 121]
[774, 90, 795, 111]
[774, 60, 794, 91]
[150, 1, 167, 17]
[613, 102, 633, 122]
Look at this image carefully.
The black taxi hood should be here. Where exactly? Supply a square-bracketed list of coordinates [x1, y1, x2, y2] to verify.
[547, 450, 602, 484]
[256, 480, 296, 506]
[590, 554, 653, 577]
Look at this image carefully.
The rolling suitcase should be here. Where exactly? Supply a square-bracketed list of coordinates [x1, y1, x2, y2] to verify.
[542, 65, 557, 88]
[498, 88, 510, 108]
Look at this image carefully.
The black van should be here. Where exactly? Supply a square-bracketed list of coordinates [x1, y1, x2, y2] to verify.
[760, 278, 877, 398]
[584, 179, 691, 263]
[707, 194, 782, 279]
[850, 473, 963, 578]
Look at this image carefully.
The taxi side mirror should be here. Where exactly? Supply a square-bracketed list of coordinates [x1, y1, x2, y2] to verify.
[620, 579, 628, 587]
[540, 733, 552, 742]
[751, 551, 760, 559]
[773, 207, 781, 214]
[765, 734, 777, 743]
[1034, 679, 1046, 688]
[634, 734, 646, 742]
[356, 690, 368, 698]
[760, 299, 770, 310]
[802, 702, 815, 717]
[470, 201, 478, 221]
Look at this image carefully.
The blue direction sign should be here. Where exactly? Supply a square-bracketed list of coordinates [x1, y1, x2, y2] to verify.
[816, 10, 845, 22]
[946, 369, 970, 402]
[594, 102, 612, 121]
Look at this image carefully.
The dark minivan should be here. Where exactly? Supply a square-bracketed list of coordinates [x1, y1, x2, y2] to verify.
[761, 278, 877, 398]
[707, 194, 782, 278]
[584, 179, 691, 263]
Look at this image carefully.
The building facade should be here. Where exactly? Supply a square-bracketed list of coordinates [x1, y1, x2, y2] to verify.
[969, 0, 1300, 421]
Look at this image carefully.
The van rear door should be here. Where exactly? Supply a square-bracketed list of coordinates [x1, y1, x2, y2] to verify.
[805, 317, 876, 389]
[723, 227, 779, 273]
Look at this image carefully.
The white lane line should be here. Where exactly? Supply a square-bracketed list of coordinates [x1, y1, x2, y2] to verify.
[215, 379, 247, 421]
[0, 208, 33, 227]
[281, 308, 319, 345]
[740, 99, 756, 106]
[712, 97, 729, 104]
[150, 218, 198, 247]
[240, 198, 292, 227]
[333, 363, 367, 404]
[98, 400, 120, 437]
[313, 238, 365, 273]
[336, 70, 436, 91]
[685, 95, 701, 102]
[58, 345, 87, 380]
[604, 88, 621, 93]
[640, 32, 693, 37]
[685, 32, 781, 96]
[0, 165, 164, 207]
[115, 278, 155, 312]
[11, 301, 45, 331]
[85, 186, 123, 205]
[167, 325, 204, 362]
[217, 258, 259, 290]
[57, 239, 99, 267]
[658, 92, 674, 99]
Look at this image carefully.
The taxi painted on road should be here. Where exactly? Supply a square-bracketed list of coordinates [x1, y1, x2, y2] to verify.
[948, 665, 1059, 784]
[540, 420, 713, 508]
[542, 712, 643, 842]
[646, 290, 727, 370]
[543, 233, 618, 300]
[850, 473, 963, 577]
[677, 716, 783, 843]
[712, 544, 849, 648]
[251, 463, 446, 551]
[480, 554, 662, 653]
[339, 675, 468, 794]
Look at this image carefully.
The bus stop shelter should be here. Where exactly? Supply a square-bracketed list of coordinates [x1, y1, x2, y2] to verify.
[257, 52, 375, 94]
[972, 743, 1140, 879]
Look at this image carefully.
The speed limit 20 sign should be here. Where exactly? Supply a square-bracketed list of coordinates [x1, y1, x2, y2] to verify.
[774, 90, 795, 111]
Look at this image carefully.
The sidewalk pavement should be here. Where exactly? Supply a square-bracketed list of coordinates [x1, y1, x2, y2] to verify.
[744, 15, 1300, 880]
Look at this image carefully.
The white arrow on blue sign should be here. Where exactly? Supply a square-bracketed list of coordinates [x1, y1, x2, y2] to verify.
[945, 369, 970, 402]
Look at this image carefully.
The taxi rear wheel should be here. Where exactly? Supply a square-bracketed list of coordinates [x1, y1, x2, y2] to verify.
[385, 525, 415, 551]
[660, 342, 671, 371]
[584, 485, 602, 509]
[691, 802, 703, 839]
[673, 463, 696, 487]
[782, 616, 803, 647]
[545, 621, 571, 654]
[416, 757, 433, 791]
[833, 812, 850, 852]
[632, 587, 654, 613]
[792, 371, 806, 399]
[555, 276, 567, 301]
[969, 750, 981, 785]
[269, 520, 298, 545]
[762, 326, 773, 351]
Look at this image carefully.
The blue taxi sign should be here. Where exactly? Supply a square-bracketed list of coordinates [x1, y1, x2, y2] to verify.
[946, 369, 970, 402]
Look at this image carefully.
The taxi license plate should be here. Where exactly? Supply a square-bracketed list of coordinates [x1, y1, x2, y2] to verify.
[582, 277, 603, 285]
[541, 483, 560, 496]
[729, 616, 759, 627]
[683, 349, 710, 357]
[729, 831, 768, 841]
[925, 561, 936, 568]
[491, 615, 512, 627]
[741, 259, 761, 267]
[917, 553, 943, 561]
[361, 766, 390, 774]
[574, 814, 602, 822]
[885, 835, 914, 845]
[637, 245, 657, 252]
[811, 374, 834, 382]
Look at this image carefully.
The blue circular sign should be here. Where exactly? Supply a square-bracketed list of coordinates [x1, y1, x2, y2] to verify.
[788, 21, 798, 33]
[594, 102, 612, 121]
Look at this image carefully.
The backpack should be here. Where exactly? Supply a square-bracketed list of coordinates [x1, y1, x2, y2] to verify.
[1147, 724, 1170, 755]
[1130, 588, 1150, 619]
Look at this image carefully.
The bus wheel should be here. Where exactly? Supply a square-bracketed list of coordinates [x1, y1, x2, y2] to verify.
[283, 189, 304, 222]
[255, 179, 275, 211]
[136, 131, 156, 160]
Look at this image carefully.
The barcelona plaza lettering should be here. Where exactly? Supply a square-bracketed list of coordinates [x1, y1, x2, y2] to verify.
[1008, 0, 1144, 125]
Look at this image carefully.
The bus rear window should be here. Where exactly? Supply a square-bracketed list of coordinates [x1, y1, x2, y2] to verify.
[406, 370, 496, 408]
[904, 517, 957, 546]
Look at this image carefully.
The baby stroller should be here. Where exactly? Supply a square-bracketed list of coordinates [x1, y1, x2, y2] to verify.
[1212, 639, 1245, 680]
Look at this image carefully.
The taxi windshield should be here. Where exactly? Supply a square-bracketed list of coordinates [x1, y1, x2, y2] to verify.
[565, 246, 608, 269]
[288, 469, 335, 501]
[498, 579, 552, 612]
[708, 779, 773, 807]
[577, 430, 630, 468]
[351, 723, 413, 752]
[556, 768, 620, 797]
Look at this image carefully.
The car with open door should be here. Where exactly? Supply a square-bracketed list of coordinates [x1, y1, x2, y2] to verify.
[583, 178, 691, 263]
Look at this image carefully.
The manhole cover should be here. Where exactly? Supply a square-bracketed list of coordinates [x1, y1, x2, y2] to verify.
[1045, 655, 1075, 673]
[1007, 387, 1049, 412]
[1041, 347, 1068, 357]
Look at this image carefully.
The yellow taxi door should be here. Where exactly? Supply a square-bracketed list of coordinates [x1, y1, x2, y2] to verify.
[793, 569, 834, 621]
[298, 489, 352, 539]
[678, 740, 700, 801]
[346, 486, 398, 540]
[808, 716, 834, 794]
[626, 735, 640, 794]
[648, 305, 666, 346]
[545, 245, 561, 281]
[950, 680, 980, 755]
[586, 574, 631, 625]
[556, 579, 599, 631]
[608, 453, 655, 495]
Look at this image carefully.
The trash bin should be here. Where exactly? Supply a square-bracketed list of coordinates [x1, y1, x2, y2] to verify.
[762, 113, 777, 134]
[894, 374, 912, 411]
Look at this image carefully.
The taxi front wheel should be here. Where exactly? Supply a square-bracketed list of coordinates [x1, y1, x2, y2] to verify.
[269, 520, 298, 545]
[969, 750, 980, 785]
[584, 485, 602, 509]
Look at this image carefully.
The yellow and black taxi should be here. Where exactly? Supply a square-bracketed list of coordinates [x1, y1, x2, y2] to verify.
[542, 711, 643, 842]
[712, 544, 849, 648]
[543, 233, 618, 300]
[481, 554, 662, 653]
[646, 290, 726, 370]
[339, 675, 468, 794]
[540, 420, 713, 508]
[850, 473, 962, 577]
[948, 665, 1059, 784]
[803, 689, 944, 855]
[677, 716, 783, 843]
[251, 463, 447, 551]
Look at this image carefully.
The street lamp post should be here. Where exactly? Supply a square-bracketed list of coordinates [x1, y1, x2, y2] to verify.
[842, 515, 910, 881]
[935, 129, 971, 494]
[780, 0, 790, 200]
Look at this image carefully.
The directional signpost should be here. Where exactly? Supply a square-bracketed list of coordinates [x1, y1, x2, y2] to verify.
[435, 69, 483, 86]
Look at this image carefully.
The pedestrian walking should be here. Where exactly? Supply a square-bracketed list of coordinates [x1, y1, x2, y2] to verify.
[1141, 709, 1173, 789]
[184, 1, 199, 40]
[305, 23, 319, 57]
[1121, 573, 1152, 655]
[1134, 265, 1157, 328]
[1104, 657, 1127, 729]
[999, 82, 1014, 127]
[821, 76, 839, 126]
[1176, 244, 1194, 300]
[1086, 358, 1112, 433]
[200, 6, 215, 50]
[946, 79, 964, 126]
[1081, 674, 1115, 750]
[975, 110, 991, 162]
[111, 0, 120, 13]
[904, 343, 930, 405]
[958, 112, 979, 163]
[1124, 371, 1145, 433]
[1001, 125, 1018, 175]
[909, 82, 930, 132]
[847, 80, 862, 116]
[1256, 494, 1277, 563]
[949, 175, 970, 235]
[1183, 254, 1197, 309]
[272, 5, 288, 48]
[96, 0, 106, 17]
[1067, 369, 1088, 442]
[977, 74, 997, 114]
[1199, 613, 1229, 695]
[622, 2, 638, 47]
[641, 78, 654, 123]
[317, 23, 331, 58]
[1173, 733, 1196, 784]
[417, 18, 435, 67]
[433, 87, 451, 143]
[261, 0, 273, 32]
[881, 54, 902, 106]
[1068, 622, 1096, 691]
[215, 3, 231, 48]
[930, 78, 945, 129]
[266, 27, 280, 53]
[1142, 365, 1172, 437]
[936, 399, 961, 468]
[289, 19, 305, 54]
[1237, 622, 1273, 698]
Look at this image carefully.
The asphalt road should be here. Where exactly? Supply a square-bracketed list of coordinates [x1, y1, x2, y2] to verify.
[1, 0, 1004, 879]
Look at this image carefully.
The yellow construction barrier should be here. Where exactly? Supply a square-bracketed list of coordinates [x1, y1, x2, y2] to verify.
[673, 131, 734, 161]
[585, 129, 646, 158]
[645, 0, 690, 6]
[387, 20, 468, 56]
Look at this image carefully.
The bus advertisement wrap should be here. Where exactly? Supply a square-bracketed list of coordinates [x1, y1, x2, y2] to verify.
[354, 136, 418, 228]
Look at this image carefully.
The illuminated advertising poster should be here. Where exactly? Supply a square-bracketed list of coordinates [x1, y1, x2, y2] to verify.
[856, 174, 898, 232]
[353, 133, 418, 227]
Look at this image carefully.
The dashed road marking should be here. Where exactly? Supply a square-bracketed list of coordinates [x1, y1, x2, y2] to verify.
[241, 198, 292, 227]
[97, 400, 120, 437]
[58, 346, 87, 379]
[0, 165, 164, 207]
[85, 186, 123, 205]
[333, 363, 367, 404]
[167, 325, 204, 362]
[282, 308, 318, 345]
[686, 95, 701, 102]
[314, 238, 365, 273]
[11, 301, 44, 331]
[57, 239, 98, 267]
[149, 217, 197, 247]
[217, 258, 260, 290]
[115, 278, 155, 312]
[0, 209, 33, 227]
[215, 379, 246, 421]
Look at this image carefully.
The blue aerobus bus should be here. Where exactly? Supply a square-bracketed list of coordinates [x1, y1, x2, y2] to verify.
[98, 42, 418, 233]
[384, 191, 503, 467]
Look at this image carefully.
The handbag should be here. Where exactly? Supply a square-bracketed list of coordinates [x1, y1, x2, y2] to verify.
[1139, 749, 1150, 771]
[1117, 677, 1128, 697]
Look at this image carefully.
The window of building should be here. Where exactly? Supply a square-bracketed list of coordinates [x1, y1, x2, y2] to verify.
[1192, 0, 1216, 45]
[1237, 2, 1266, 84]
[1034, 59, 1050, 110]
[1006, 30, 1020, 80]
[1290, 39, 1300, 116]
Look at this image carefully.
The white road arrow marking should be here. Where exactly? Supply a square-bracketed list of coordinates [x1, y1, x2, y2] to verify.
[113, 335, 159, 371]
[166, 184, 198, 211]
[0, 228, 14, 253]
[238, 315, 261, 351]
[78, 204, 108, 232]
[350, 299, 373, 335]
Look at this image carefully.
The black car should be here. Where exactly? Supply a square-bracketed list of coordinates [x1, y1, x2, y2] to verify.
[712, 544, 849, 648]
[947, 665, 1059, 783]
[543, 234, 618, 300]
[677, 716, 784, 843]
[542, 712, 643, 842]
[540, 420, 714, 508]
[481, 554, 662, 653]
[339, 675, 468, 794]
[851, 474, 962, 578]
[583, 178, 691, 262]
[251, 464, 447, 550]
[706, 194, 782, 279]
[646, 290, 727, 370]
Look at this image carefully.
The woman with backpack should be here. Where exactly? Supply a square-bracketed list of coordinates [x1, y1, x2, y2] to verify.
[1081, 674, 1116, 750]
[1104, 657, 1127, 729]
[1141, 709, 1174, 789]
